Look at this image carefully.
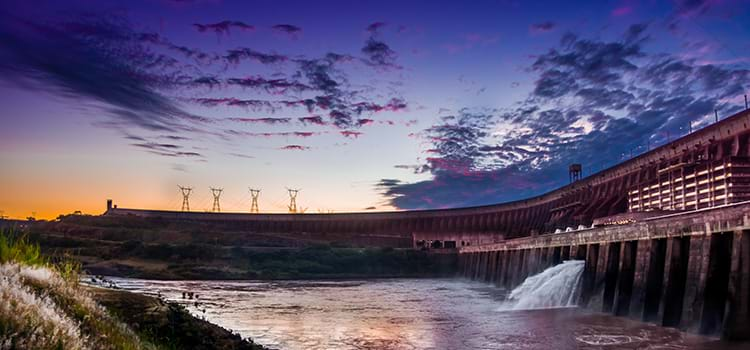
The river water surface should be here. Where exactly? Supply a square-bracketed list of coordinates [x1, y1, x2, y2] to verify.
[108, 277, 743, 350]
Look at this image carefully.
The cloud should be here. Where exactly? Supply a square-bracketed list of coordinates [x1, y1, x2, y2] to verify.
[0, 14, 210, 138]
[161, 135, 191, 141]
[192, 97, 275, 111]
[340, 130, 363, 138]
[131, 142, 203, 158]
[357, 118, 374, 126]
[672, 0, 719, 17]
[381, 24, 750, 209]
[361, 38, 399, 69]
[226, 130, 320, 138]
[138, 32, 220, 65]
[193, 21, 254, 36]
[225, 48, 288, 64]
[184, 76, 222, 89]
[226, 117, 292, 124]
[292, 53, 406, 128]
[0, 9, 408, 158]
[228, 152, 255, 159]
[529, 21, 556, 34]
[271, 24, 302, 38]
[352, 98, 408, 114]
[366, 22, 387, 34]
[279, 144, 311, 150]
[298, 115, 327, 125]
[226, 76, 310, 94]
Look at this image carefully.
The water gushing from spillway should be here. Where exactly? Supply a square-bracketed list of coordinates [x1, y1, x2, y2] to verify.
[505, 260, 585, 310]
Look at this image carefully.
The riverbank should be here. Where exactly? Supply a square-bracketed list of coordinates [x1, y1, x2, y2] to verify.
[86, 286, 265, 349]
[0, 228, 267, 349]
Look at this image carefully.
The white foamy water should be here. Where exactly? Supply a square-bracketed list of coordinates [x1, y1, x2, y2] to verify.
[505, 260, 585, 310]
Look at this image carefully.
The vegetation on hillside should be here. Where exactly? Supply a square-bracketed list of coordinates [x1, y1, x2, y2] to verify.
[0, 228, 265, 350]
[27, 215, 457, 280]
[1, 228, 148, 349]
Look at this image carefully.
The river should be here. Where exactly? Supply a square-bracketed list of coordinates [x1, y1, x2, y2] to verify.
[105, 275, 744, 350]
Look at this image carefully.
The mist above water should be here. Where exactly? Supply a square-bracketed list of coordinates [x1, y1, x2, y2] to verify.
[505, 260, 585, 310]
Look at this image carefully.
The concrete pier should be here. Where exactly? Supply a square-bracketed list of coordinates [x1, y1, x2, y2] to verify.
[458, 201, 750, 340]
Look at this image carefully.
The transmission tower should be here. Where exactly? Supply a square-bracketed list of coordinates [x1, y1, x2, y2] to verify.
[286, 188, 300, 213]
[210, 187, 223, 212]
[249, 188, 260, 213]
[178, 186, 192, 211]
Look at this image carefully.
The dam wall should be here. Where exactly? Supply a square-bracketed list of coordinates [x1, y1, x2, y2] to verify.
[107, 108, 750, 248]
[458, 201, 750, 340]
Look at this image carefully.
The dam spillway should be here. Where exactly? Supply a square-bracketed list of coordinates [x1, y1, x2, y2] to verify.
[458, 201, 750, 340]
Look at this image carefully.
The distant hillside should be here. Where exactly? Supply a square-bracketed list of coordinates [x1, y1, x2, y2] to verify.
[24, 215, 457, 280]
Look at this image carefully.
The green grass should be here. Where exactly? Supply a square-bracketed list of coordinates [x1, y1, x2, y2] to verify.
[0, 228, 83, 283]
[0, 228, 45, 266]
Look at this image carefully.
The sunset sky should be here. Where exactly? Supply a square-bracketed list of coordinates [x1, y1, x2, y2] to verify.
[1, 0, 749, 219]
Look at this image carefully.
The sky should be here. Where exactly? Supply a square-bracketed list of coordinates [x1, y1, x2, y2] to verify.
[1, 0, 749, 219]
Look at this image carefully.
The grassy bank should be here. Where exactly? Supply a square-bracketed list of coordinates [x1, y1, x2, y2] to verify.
[0, 228, 266, 349]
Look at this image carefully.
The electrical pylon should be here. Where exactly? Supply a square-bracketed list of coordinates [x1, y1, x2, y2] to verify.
[249, 188, 260, 213]
[210, 187, 223, 212]
[286, 188, 300, 213]
[178, 186, 192, 211]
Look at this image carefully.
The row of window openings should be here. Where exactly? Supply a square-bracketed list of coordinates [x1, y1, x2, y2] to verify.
[631, 192, 732, 203]
[630, 163, 732, 194]
[630, 186, 729, 201]
[631, 198, 729, 210]
[629, 175, 732, 195]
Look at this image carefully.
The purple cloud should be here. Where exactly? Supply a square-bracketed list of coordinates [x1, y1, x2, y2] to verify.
[361, 37, 399, 69]
[366, 22, 386, 34]
[272, 24, 302, 38]
[225, 48, 288, 64]
[227, 130, 320, 138]
[340, 130, 363, 138]
[0, 13, 213, 143]
[193, 21, 255, 36]
[381, 23, 750, 209]
[227, 76, 310, 94]
[279, 144, 311, 150]
[298, 115, 327, 125]
[192, 98, 275, 111]
[226, 117, 292, 124]
[530, 21, 556, 34]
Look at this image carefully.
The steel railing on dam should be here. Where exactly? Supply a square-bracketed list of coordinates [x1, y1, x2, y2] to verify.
[458, 201, 750, 340]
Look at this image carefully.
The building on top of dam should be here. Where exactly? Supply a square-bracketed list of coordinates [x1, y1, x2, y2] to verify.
[105, 108, 750, 249]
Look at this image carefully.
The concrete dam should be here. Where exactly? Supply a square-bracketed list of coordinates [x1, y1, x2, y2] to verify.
[459, 202, 750, 340]
[106, 108, 750, 339]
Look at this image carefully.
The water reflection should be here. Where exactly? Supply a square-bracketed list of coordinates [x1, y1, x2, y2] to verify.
[106, 278, 742, 350]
